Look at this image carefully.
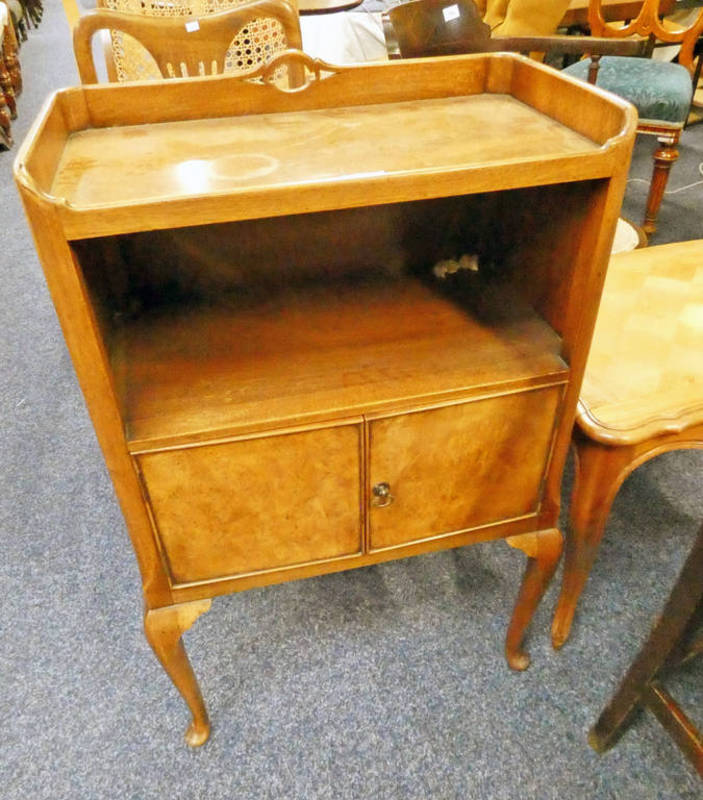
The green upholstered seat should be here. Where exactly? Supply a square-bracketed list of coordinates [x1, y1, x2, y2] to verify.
[563, 56, 693, 126]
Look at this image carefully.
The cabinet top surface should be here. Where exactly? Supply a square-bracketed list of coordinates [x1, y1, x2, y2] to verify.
[51, 94, 598, 211]
[16, 54, 636, 236]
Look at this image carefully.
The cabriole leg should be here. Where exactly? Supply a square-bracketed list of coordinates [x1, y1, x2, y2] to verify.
[505, 528, 563, 671]
[144, 599, 212, 747]
[552, 439, 635, 649]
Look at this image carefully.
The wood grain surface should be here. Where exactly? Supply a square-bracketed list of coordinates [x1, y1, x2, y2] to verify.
[50, 95, 597, 209]
[578, 240, 703, 444]
[368, 385, 563, 549]
[138, 423, 362, 584]
[112, 273, 567, 451]
[15, 53, 636, 240]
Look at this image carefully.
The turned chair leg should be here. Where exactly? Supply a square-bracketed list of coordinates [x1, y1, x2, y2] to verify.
[552, 437, 636, 649]
[505, 528, 563, 670]
[643, 131, 681, 236]
[144, 599, 212, 747]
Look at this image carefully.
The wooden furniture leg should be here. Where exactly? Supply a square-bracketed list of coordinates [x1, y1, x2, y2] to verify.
[5, 46, 21, 95]
[643, 132, 680, 235]
[0, 52, 16, 118]
[505, 528, 563, 670]
[552, 435, 636, 649]
[0, 95, 12, 148]
[3, 15, 21, 94]
[589, 521, 703, 776]
[144, 599, 212, 747]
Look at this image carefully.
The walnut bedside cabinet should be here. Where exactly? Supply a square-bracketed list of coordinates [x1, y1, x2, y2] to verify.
[15, 51, 636, 746]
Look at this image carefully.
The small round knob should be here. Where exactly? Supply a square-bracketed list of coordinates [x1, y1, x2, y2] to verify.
[371, 482, 394, 508]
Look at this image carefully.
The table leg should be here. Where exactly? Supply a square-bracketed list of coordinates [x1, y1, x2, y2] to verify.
[552, 438, 635, 649]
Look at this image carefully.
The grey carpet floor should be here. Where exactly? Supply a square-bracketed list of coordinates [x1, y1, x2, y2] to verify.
[2, 3, 703, 798]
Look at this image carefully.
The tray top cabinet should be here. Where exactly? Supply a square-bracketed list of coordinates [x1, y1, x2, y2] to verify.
[17, 53, 634, 237]
[15, 51, 636, 745]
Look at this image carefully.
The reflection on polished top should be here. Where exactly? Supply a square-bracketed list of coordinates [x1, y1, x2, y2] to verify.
[51, 94, 598, 209]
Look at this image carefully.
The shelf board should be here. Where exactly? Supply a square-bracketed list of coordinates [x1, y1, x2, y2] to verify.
[113, 275, 568, 451]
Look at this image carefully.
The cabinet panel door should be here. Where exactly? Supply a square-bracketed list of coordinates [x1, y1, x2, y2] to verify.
[368, 386, 562, 550]
[138, 424, 362, 584]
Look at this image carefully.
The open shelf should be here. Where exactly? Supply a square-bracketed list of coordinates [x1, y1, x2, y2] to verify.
[111, 271, 567, 451]
[66, 182, 592, 452]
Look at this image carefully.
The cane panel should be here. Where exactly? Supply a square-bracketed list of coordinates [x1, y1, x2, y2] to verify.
[99, 0, 290, 81]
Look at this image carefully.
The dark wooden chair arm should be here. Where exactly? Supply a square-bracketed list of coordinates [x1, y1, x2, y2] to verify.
[384, 0, 649, 83]
[492, 35, 648, 59]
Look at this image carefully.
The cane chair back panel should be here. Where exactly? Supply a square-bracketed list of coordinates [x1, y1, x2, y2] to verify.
[97, 0, 298, 82]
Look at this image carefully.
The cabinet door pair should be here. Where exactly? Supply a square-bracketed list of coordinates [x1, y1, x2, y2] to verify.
[138, 385, 562, 586]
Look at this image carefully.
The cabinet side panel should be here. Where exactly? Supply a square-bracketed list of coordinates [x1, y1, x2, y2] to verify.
[510, 58, 634, 145]
[138, 424, 363, 585]
[14, 96, 68, 196]
[15, 192, 173, 606]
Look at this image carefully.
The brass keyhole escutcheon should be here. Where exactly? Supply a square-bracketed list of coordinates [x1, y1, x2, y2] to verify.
[371, 482, 394, 508]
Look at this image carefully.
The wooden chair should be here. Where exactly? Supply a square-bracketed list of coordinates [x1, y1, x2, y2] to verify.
[562, 0, 676, 29]
[92, 0, 300, 84]
[385, 0, 648, 78]
[589, 518, 703, 776]
[560, 0, 703, 235]
[386, 0, 702, 236]
[551, 240, 703, 649]
[73, 3, 303, 84]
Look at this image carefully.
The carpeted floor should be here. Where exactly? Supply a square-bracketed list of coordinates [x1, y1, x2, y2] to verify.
[2, 3, 702, 798]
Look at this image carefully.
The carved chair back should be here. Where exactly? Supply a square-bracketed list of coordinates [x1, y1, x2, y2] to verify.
[587, 0, 703, 73]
